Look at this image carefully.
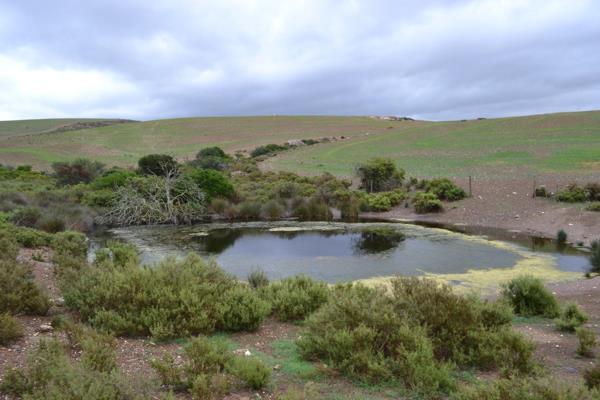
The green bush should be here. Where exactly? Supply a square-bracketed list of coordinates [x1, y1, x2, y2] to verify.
[91, 168, 137, 189]
[585, 183, 600, 201]
[194, 146, 231, 171]
[356, 157, 404, 193]
[556, 303, 588, 332]
[557, 229, 568, 245]
[261, 199, 285, 219]
[250, 143, 286, 158]
[365, 189, 406, 211]
[534, 186, 549, 197]
[61, 254, 270, 338]
[183, 168, 234, 200]
[9, 206, 42, 227]
[0, 313, 23, 345]
[14, 226, 52, 248]
[590, 241, 600, 273]
[587, 202, 600, 212]
[501, 275, 560, 318]
[0, 234, 18, 261]
[298, 278, 534, 390]
[261, 275, 330, 322]
[413, 192, 443, 213]
[452, 377, 598, 400]
[52, 230, 88, 258]
[228, 356, 271, 390]
[425, 178, 467, 201]
[584, 363, 600, 390]
[138, 153, 178, 176]
[52, 158, 105, 185]
[80, 331, 117, 373]
[576, 327, 596, 357]
[0, 338, 148, 399]
[237, 201, 262, 220]
[557, 183, 588, 203]
[0, 260, 49, 315]
[248, 269, 269, 289]
[37, 215, 66, 233]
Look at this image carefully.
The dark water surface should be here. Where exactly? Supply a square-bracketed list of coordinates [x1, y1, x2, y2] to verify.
[90, 222, 590, 283]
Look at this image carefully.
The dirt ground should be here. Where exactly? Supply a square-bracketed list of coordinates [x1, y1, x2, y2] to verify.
[365, 175, 600, 247]
[1, 246, 599, 399]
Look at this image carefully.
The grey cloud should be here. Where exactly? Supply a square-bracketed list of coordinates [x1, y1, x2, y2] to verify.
[0, 0, 599, 120]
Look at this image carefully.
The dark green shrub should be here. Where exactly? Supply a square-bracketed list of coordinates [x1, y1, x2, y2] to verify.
[590, 241, 600, 273]
[183, 168, 234, 200]
[356, 157, 404, 193]
[413, 192, 443, 213]
[576, 327, 596, 357]
[138, 153, 178, 176]
[227, 356, 271, 390]
[52, 158, 105, 185]
[452, 377, 598, 400]
[149, 354, 185, 389]
[250, 143, 286, 158]
[557, 183, 587, 203]
[534, 186, 548, 197]
[237, 201, 262, 220]
[557, 229, 568, 245]
[0, 260, 49, 315]
[194, 146, 231, 171]
[191, 373, 230, 400]
[587, 202, 600, 212]
[585, 183, 600, 201]
[501, 275, 560, 318]
[293, 197, 332, 221]
[52, 230, 88, 258]
[425, 178, 467, 201]
[14, 227, 52, 248]
[261, 275, 330, 322]
[0, 313, 23, 345]
[556, 303, 588, 332]
[197, 146, 227, 159]
[9, 206, 42, 227]
[261, 199, 285, 219]
[80, 332, 117, 373]
[365, 189, 406, 211]
[0, 234, 18, 261]
[61, 254, 269, 338]
[91, 168, 137, 189]
[248, 269, 269, 289]
[584, 363, 600, 390]
[37, 215, 66, 233]
[353, 226, 405, 254]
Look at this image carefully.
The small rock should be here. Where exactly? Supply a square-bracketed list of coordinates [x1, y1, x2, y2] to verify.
[39, 324, 53, 333]
[273, 364, 281, 370]
[244, 350, 252, 357]
[53, 297, 65, 307]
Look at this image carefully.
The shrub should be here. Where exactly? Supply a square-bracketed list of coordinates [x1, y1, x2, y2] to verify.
[14, 227, 52, 248]
[425, 178, 467, 201]
[298, 278, 535, 390]
[194, 146, 231, 170]
[590, 240, 600, 274]
[248, 269, 269, 289]
[191, 373, 230, 400]
[138, 153, 178, 176]
[501, 275, 560, 318]
[576, 327, 596, 357]
[261, 275, 330, 322]
[534, 186, 548, 197]
[0, 313, 23, 345]
[356, 158, 404, 193]
[183, 168, 234, 200]
[557, 229, 568, 245]
[61, 254, 269, 338]
[52, 158, 105, 185]
[585, 183, 600, 201]
[80, 331, 117, 373]
[0, 260, 50, 315]
[52, 230, 88, 258]
[452, 377, 598, 400]
[352, 226, 405, 254]
[556, 303, 588, 332]
[9, 206, 42, 227]
[413, 192, 443, 213]
[556, 183, 587, 203]
[197, 146, 227, 159]
[237, 201, 262, 220]
[365, 189, 406, 211]
[210, 198, 229, 215]
[0, 338, 146, 399]
[37, 215, 66, 233]
[587, 202, 600, 212]
[91, 168, 137, 189]
[228, 356, 271, 390]
[261, 199, 285, 219]
[250, 143, 286, 158]
[584, 363, 600, 390]
[0, 234, 18, 261]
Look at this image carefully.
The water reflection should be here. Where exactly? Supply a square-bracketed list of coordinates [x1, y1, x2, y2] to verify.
[352, 227, 406, 255]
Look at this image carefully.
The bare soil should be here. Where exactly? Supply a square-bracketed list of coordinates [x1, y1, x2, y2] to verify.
[365, 175, 600, 246]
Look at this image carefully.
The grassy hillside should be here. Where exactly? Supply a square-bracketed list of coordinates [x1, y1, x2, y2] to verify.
[1, 112, 599, 177]
[0, 118, 117, 138]
[266, 111, 600, 177]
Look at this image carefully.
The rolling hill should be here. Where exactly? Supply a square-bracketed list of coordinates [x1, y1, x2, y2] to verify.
[1, 112, 599, 178]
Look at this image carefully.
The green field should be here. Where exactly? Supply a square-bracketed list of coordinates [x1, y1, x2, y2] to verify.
[1, 112, 599, 177]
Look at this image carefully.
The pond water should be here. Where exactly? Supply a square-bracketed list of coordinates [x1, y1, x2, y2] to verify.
[90, 222, 590, 284]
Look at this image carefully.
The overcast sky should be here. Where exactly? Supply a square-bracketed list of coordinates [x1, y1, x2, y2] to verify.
[1, 0, 599, 121]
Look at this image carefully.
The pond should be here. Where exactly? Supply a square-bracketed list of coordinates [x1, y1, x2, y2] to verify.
[90, 222, 590, 286]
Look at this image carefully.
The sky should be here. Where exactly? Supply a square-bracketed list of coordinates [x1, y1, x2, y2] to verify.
[0, 0, 599, 121]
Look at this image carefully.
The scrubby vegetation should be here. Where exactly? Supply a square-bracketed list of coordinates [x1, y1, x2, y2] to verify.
[150, 335, 270, 397]
[501, 275, 561, 318]
[0, 338, 150, 399]
[0, 313, 23, 345]
[556, 302, 589, 332]
[590, 241, 600, 274]
[297, 278, 534, 394]
[58, 242, 270, 339]
[356, 157, 404, 193]
[413, 191, 443, 213]
[576, 327, 596, 357]
[557, 182, 600, 203]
